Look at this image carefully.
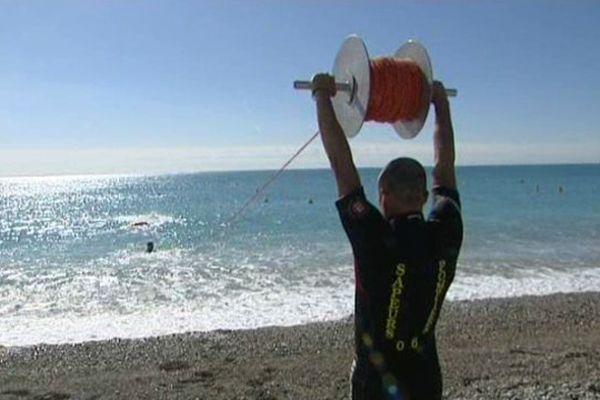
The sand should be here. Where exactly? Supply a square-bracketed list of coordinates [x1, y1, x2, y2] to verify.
[1, 292, 599, 399]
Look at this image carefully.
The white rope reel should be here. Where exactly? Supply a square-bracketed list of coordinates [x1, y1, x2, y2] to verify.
[294, 35, 457, 139]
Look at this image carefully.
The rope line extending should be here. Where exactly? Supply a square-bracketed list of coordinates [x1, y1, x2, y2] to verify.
[226, 131, 320, 225]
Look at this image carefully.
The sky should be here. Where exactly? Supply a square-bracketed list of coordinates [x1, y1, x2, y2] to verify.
[1, 0, 599, 177]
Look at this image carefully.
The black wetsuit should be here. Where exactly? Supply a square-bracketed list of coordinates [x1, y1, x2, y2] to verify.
[336, 186, 463, 400]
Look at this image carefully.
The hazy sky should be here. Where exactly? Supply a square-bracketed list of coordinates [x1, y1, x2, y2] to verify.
[1, 0, 599, 176]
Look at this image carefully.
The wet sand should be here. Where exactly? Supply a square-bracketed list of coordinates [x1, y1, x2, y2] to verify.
[1, 292, 599, 399]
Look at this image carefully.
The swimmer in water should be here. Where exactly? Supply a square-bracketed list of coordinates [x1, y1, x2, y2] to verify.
[131, 221, 150, 228]
[146, 241, 154, 253]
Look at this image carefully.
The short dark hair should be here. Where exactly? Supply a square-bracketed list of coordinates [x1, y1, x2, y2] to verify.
[378, 157, 427, 201]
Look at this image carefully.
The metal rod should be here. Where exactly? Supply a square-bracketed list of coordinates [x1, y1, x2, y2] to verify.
[293, 80, 353, 93]
[294, 80, 457, 97]
[445, 88, 458, 97]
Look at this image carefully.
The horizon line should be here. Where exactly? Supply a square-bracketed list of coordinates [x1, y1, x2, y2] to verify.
[1, 161, 598, 180]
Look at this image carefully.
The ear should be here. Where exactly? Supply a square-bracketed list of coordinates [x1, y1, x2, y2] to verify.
[379, 188, 390, 211]
[420, 190, 429, 207]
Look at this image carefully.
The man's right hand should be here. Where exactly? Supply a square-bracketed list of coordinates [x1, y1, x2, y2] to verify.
[311, 73, 336, 100]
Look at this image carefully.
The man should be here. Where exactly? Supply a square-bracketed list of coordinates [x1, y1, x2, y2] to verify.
[312, 73, 462, 400]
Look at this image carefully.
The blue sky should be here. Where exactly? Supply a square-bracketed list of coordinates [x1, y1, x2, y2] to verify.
[1, 0, 599, 176]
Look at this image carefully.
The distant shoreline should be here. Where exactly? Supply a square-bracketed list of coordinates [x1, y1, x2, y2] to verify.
[1, 291, 598, 399]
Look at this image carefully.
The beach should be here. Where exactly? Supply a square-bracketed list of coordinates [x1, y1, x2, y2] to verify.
[1, 291, 598, 400]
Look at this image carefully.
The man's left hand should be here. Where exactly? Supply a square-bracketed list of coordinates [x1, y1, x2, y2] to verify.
[311, 73, 336, 99]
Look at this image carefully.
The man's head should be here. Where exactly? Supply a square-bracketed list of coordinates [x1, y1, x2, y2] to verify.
[378, 157, 428, 219]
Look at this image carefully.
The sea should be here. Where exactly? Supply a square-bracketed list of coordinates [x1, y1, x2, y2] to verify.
[1, 164, 599, 347]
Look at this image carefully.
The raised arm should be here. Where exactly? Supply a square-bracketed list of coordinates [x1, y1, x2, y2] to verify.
[432, 81, 457, 190]
[312, 73, 361, 197]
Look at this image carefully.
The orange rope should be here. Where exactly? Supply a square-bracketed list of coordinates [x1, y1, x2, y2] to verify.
[365, 57, 427, 123]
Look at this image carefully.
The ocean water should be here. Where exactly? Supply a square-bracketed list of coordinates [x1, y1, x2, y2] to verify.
[1, 165, 599, 346]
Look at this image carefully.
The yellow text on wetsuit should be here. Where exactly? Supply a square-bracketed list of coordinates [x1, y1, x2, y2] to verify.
[423, 259, 447, 335]
[385, 263, 406, 340]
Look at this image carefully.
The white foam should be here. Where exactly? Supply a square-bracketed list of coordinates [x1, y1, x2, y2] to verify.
[2, 255, 599, 347]
[449, 266, 600, 301]
[0, 278, 354, 347]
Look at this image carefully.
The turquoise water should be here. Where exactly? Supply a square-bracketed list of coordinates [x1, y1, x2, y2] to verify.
[1, 164, 599, 346]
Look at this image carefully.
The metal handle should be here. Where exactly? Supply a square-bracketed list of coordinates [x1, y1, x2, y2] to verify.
[294, 80, 457, 97]
[293, 80, 353, 93]
[445, 88, 458, 97]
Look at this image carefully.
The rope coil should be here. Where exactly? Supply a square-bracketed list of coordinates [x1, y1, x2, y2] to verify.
[365, 58, 427, 123]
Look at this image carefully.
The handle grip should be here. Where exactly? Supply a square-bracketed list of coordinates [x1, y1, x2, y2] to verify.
[293, 80, 353, 92]
[444, 88, 458, 97]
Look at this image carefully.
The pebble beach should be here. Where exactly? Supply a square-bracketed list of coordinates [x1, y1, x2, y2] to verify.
[1, 291, 599, 399]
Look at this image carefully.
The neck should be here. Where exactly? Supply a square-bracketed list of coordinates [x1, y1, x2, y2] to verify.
[385, 207, 422, 220]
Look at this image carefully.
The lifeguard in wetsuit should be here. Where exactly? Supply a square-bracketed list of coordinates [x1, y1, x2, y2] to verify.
[312, 74, 462, 400]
